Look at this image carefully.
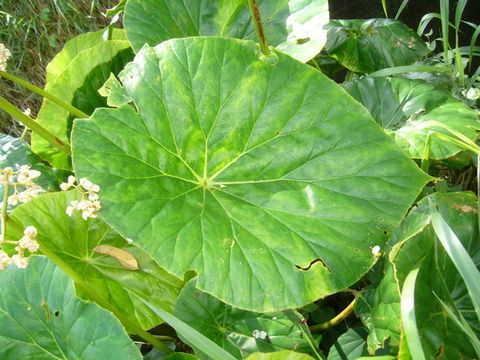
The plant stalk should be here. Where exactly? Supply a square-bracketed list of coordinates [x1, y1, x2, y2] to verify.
[0, 71, 88, 119]
[310, 298, 357, 331]
[37, 245, 172, 354]
[1, 174, 9, 244]
[247, 0, 270, 55]
[0, 96, 71, 155]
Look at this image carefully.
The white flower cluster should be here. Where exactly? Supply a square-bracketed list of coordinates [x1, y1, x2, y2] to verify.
[0, 226, 39, 270]
[252, 329, 268, 340]
[3, 165, 44, 205]
[61, 176, 101, 220]
[0, 43, 11, 71]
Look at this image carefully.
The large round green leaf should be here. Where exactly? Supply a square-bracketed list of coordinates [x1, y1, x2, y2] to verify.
[123, 0, 329, 62]
[32, 40, 134, 170]
[324, 19, 429, 73]
[0, 256, 142, 359]
[175, 279, 311, 359]
[344, 77, 480, 159]
[72, 37, 430, 312]
[6, 191, 183, 330]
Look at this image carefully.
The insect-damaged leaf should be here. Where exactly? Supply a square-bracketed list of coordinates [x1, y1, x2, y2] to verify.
[72, 37, 430, 312]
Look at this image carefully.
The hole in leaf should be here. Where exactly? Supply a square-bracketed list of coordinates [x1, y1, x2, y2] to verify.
[295, 258, 332, 273]
[54, 310, 60, 317]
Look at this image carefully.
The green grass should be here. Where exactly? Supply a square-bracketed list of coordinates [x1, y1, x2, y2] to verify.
[0, 0, 117, 135]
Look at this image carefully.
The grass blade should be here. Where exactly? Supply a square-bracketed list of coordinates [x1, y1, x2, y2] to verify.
[430, 206, 480, 322]
[401, 266, 426, 360]
[395, 0, 411, 20]
[440, 0, 450, 63]
[130, 292, 237, 360]
[369, 65, 451, 77]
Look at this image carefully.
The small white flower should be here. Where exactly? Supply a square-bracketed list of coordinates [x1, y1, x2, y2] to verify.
[11, 254, 29, 269]
[18, 237, 39, 253]
[372, 245, 381, 258]
[24, 226, 37, 238]
[252, 329, 267, 340]
[0, 250, 11, 270]
[66, 206, 75, 216]
[0, 43, 11, 72]
[126, 238, 134, 244]
[60, 175, 76, 191]
[463, 87, 480, 100]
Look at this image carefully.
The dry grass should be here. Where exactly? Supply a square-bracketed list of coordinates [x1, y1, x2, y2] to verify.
[0, 0, 117, 135]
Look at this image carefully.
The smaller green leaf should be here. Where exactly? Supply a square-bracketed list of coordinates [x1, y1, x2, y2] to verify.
[98, 73, 133, 107]
[33, 39, 134, 169]
[164, 354, 199, 360]
[327, 327, 369, 360]
[123, 0, 329, 62]
[132, 292, 237, 360]
[325, 19, 429, 73]
[245, 351, 316, 360]
[46, 28, 127, 83]
[344, 77, 480, 159]
[175, 279, 312, 359]
[0, 256, 142, 359]
[7, 191, 183, 331]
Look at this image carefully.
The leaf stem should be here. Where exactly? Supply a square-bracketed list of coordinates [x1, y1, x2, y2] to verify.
[247, 0, 270, 55]
[38, 245, 172, 354]
[310, 298, 357, 331]
[1, 174, 9, 244]
[0, 96, 71, 155]
[0, 70, 88, 119]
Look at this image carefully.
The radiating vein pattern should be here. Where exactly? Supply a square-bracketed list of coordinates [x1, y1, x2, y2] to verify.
[72, 37, 430, 311]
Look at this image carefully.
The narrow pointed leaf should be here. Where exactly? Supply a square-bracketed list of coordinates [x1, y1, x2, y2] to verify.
[72, 37, 430, 312]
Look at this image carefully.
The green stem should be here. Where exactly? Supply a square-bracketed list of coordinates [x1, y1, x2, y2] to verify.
[247, 0, 270, 55]
[310, 298, 356, 331]
[1, 174, 9, 244]
[0, 96, 71, 155]
[38, 245, 172, 354]
[0, 71, 88, 118]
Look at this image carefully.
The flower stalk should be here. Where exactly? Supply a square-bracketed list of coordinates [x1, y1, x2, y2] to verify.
[0, 95, 71, 155]
[247, 0, 270, 55]
[0, 70, 88, 119]
[310, 298, 357, 331]
[1, 172, 9, 244]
